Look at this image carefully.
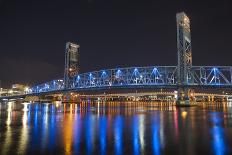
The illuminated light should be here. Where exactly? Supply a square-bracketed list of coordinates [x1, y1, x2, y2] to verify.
[152, 67, 158, 72]
[77, 75, 80, 80]
[181, 111, 187, 119]
[24, 87, 29, 92]
[174, 94, 177, 99]
[117, 69, 121, 73]
[22, 103, 30, 112]
[8, 90, 13, 94]
[7, 102, 12, 112]
[44, 103, 49, 113]
[116, 69, 122, 78]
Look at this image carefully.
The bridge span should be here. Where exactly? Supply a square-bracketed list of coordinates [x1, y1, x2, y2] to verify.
[1, 12, 232, 106]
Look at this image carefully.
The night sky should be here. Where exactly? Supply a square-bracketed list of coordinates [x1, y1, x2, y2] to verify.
[0, 0, 232, 88]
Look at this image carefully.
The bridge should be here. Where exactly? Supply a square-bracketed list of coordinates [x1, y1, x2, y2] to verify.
[1, 12, 232, 106]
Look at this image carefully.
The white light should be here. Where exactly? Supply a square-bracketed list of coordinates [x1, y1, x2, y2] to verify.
[24, 87, 29, 92]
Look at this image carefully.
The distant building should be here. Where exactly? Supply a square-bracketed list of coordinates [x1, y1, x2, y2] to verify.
[0, 88, 8, 96]
[11, 84, 28, 95]
[0, 84, 29, 96]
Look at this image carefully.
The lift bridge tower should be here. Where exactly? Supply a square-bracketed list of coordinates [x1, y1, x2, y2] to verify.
[64, 42, 80, 89]
[176, 12, 193, 105]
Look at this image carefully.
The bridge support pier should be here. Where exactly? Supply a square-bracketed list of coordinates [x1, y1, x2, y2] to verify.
[176, 88, 190, 106]
[208, 96, 214, 102]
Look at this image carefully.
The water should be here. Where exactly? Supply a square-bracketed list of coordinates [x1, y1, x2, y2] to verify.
[1, 102, 232, 155]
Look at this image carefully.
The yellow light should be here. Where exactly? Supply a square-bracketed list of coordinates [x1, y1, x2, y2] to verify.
[181, 111, 188, 119]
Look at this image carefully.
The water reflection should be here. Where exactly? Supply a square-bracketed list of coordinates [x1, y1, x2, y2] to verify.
[63, 111, 73, 155]
[41, 104, 49, 151]
[1, 102, 13, 155]
[152, 116, 161, 155]
[99, 116, 107, 155]
[132, 115, 139, 155]
[210, 113, 227, 155]
[114, 116, 123, 155]
[18, 105, 29, 154]
[73, 114, 82, 154]
[0, 102, 232, 154]
[85, 113, 96, 155]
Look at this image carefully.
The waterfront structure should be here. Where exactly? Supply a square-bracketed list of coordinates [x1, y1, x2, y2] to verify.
[64, 42, 80, 89]
[0, 84, 28, 97]
[176, 12, 192, 105]
[1, 12, 232, 105]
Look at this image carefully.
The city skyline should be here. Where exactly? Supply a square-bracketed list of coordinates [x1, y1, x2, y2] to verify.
[0, 0, 232, 87]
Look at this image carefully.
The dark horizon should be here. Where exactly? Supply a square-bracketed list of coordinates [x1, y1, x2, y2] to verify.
[0, 0, 232, 88]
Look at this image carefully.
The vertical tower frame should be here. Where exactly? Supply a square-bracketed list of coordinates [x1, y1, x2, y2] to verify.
[176, 12, 193, 103]
[64, 42, 80, 88]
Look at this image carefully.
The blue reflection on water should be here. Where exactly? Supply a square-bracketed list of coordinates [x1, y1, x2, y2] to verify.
[114, 116, 123, 155]
[210, 113, 227, 155]
[132, 116, 139, 155]
[73, 114, 82, 154]
[41, 104, 49, 150]
[48, 112, 56, 150]
[85, 114, 94, 155]
[32, 105, 39, 148]
[99, 116, 107, 155]
[152, 117, 161, 155]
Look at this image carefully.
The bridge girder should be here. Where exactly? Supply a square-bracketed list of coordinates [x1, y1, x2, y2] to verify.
[24, 66, 232, 95]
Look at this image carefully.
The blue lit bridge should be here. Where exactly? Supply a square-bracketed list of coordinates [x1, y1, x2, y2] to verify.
[1, 12, 232, 105]
[28, 66, 232, 94]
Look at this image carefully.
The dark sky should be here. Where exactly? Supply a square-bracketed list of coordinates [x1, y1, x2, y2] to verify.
[0, 0, 232, 87]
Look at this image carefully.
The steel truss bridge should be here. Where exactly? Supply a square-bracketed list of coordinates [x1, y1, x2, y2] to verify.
[28, 66, 232, 94]
[1, 12, 232, 104]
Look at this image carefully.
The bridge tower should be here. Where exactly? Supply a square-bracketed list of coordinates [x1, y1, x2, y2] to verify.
[176, 12, 193, 105]
[64, 42, 80, 89]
